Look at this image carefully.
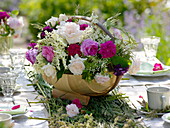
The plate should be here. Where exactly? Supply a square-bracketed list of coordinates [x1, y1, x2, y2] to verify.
[137, 109, 165, 116]
[162, 113, 170, 123]
[130, 63, 170, 77]
[0, 105, 27, 115]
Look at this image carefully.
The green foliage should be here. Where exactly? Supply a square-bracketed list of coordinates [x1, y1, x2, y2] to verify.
[19, 0, 127, 39]
[82, 56, 108, 81]
[11, 10, 19, 16]
[109, 56, 131, 68]
[143, 8, 170, 65]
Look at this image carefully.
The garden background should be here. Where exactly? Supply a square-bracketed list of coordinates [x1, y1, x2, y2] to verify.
[0, 0, 170, 65]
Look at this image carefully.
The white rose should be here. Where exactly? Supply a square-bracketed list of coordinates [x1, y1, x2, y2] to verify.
[66, 104, 79, 117]
[57, 22, 83, 44]
[45, 16, 58, 27]
[59, 14, 68, 22]
[42, 64, 56, 78]
[68, 55, 86, 75]
[94, 73, 110, 84]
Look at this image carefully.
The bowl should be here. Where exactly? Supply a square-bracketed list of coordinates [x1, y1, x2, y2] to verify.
[162, 113, 170, 123]
[0, 113, 12, 127]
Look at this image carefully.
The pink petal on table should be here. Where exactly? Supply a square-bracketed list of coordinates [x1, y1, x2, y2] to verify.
[11, 105, 20, 110]
[139, 95, 143, 98]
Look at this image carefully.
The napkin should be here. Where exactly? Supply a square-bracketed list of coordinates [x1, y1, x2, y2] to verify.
[0, 105, 27, 115]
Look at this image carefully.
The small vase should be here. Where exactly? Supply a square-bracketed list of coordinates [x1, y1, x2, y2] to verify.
[0, 36, 13, 54]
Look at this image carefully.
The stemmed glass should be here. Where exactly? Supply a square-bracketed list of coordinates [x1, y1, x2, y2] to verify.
[141, 36, 160, 62]
[9, 49, 27, 88]
[9, 49, 26, 74]
[0, 72, 18, 102]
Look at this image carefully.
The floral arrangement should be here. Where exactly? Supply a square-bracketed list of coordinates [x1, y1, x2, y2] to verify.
[0, 10, 24, 38]
[26, 13, 136, 83]
[27, 72, 144, 128]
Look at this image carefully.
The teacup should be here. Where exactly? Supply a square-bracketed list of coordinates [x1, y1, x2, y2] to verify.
[0, 113, 12, 127]
[147, 87, 170, 110]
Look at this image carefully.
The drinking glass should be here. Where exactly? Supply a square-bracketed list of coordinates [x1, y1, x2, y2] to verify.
[141, 36, 160, 62]
[0, 72, 18, 102]
[9, 49, 26, 74]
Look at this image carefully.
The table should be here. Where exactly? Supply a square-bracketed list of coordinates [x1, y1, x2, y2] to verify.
[0, 75, 49, 128]
[118, 73, 170, 128]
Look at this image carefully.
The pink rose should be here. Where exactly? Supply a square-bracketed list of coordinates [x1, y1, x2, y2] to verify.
[42, 46, 54, 62]
[80, 39, 98, 56]
[98, 40, 116, 58]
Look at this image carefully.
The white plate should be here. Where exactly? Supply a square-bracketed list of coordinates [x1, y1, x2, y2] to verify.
[0, 105, 27, 115]
[162, 113, 170, 123]
[130, 65, 170, 77]
[138, 109, 165, 116]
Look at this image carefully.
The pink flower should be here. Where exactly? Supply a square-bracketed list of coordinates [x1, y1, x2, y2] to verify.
[80, 39, 99, 56]
[28, 43, 37, 49]
[42, 46, 54, 62]
[11, 105, 20, 110]
[7, 17, 24, 30]
[80, 24, 89, 30]
[0, 12, 10, 20]
[139, 95, 143, 99]
[153, 63, 163, 71]
[66, 104, 79, 117]
[26, 49, 38, 64]
[67, 44, 81, 56]
[98, 40, 116, 58]
[72, 99, 82, 109]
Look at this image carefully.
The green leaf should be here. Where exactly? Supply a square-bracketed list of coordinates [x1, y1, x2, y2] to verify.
[11, 10, 19, 16]
[109, 56, 131, 67]
[56, 62, 65, 80]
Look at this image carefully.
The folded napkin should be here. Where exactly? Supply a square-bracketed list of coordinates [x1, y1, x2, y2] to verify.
[0, 105, 27, 115]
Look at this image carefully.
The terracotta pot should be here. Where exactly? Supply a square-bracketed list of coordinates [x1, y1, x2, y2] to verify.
[43, 73, 122, 105]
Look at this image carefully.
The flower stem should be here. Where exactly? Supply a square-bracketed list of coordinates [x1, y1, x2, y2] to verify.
[36, 83, 51, 117]
[28, 117, 49, 120]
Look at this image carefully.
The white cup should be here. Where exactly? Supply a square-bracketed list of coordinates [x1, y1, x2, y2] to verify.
[0, 113, 12, 127]
[147, 87, 170, 110]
